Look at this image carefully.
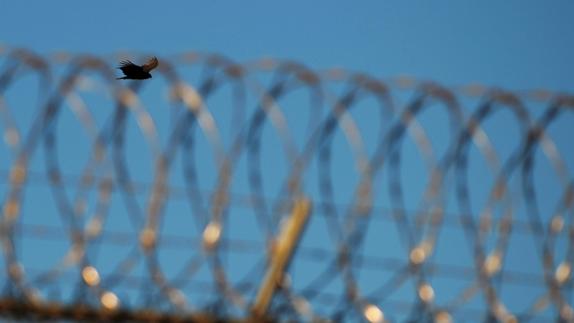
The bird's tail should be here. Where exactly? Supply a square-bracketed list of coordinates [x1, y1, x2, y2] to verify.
[116, 77, 128, 80]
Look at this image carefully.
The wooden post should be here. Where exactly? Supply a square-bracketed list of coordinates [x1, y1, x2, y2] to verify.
[251, 198, 312, 319]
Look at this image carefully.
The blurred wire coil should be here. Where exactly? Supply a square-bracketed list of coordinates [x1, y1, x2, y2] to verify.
[0, 47, 573, 322]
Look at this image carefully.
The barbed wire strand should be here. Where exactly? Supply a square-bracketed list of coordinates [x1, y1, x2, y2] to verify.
[0, 47, 573, 322]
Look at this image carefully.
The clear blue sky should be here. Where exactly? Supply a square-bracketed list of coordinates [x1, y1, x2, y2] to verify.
[2, 1, 574, 91]
[1, 1, 574, 322]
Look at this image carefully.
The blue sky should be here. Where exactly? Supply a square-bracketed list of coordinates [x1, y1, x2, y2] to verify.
[1, 1, 574, 322]
[2, 1, 574, 90]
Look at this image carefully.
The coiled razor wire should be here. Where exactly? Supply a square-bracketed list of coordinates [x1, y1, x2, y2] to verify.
[0, 47, 573, 322]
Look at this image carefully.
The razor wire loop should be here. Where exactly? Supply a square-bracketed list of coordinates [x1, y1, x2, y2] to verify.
[520, 96, 574, 319]
[0, 48, 573, 322]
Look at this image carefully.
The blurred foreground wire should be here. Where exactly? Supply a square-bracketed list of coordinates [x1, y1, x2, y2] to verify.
[0, 47, 573, 322]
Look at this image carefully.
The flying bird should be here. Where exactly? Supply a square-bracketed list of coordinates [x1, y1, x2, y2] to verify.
[116, 57, 159, 80]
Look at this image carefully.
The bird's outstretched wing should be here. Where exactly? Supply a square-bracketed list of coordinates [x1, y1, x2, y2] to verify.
[142, 57, 159, 73]
[118, 60, 143, 75]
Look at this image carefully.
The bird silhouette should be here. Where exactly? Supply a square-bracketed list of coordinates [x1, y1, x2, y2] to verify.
[116, 57, 159, 80]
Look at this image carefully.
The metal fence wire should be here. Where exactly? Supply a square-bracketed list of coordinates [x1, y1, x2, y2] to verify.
[0, 47, 574, 322]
